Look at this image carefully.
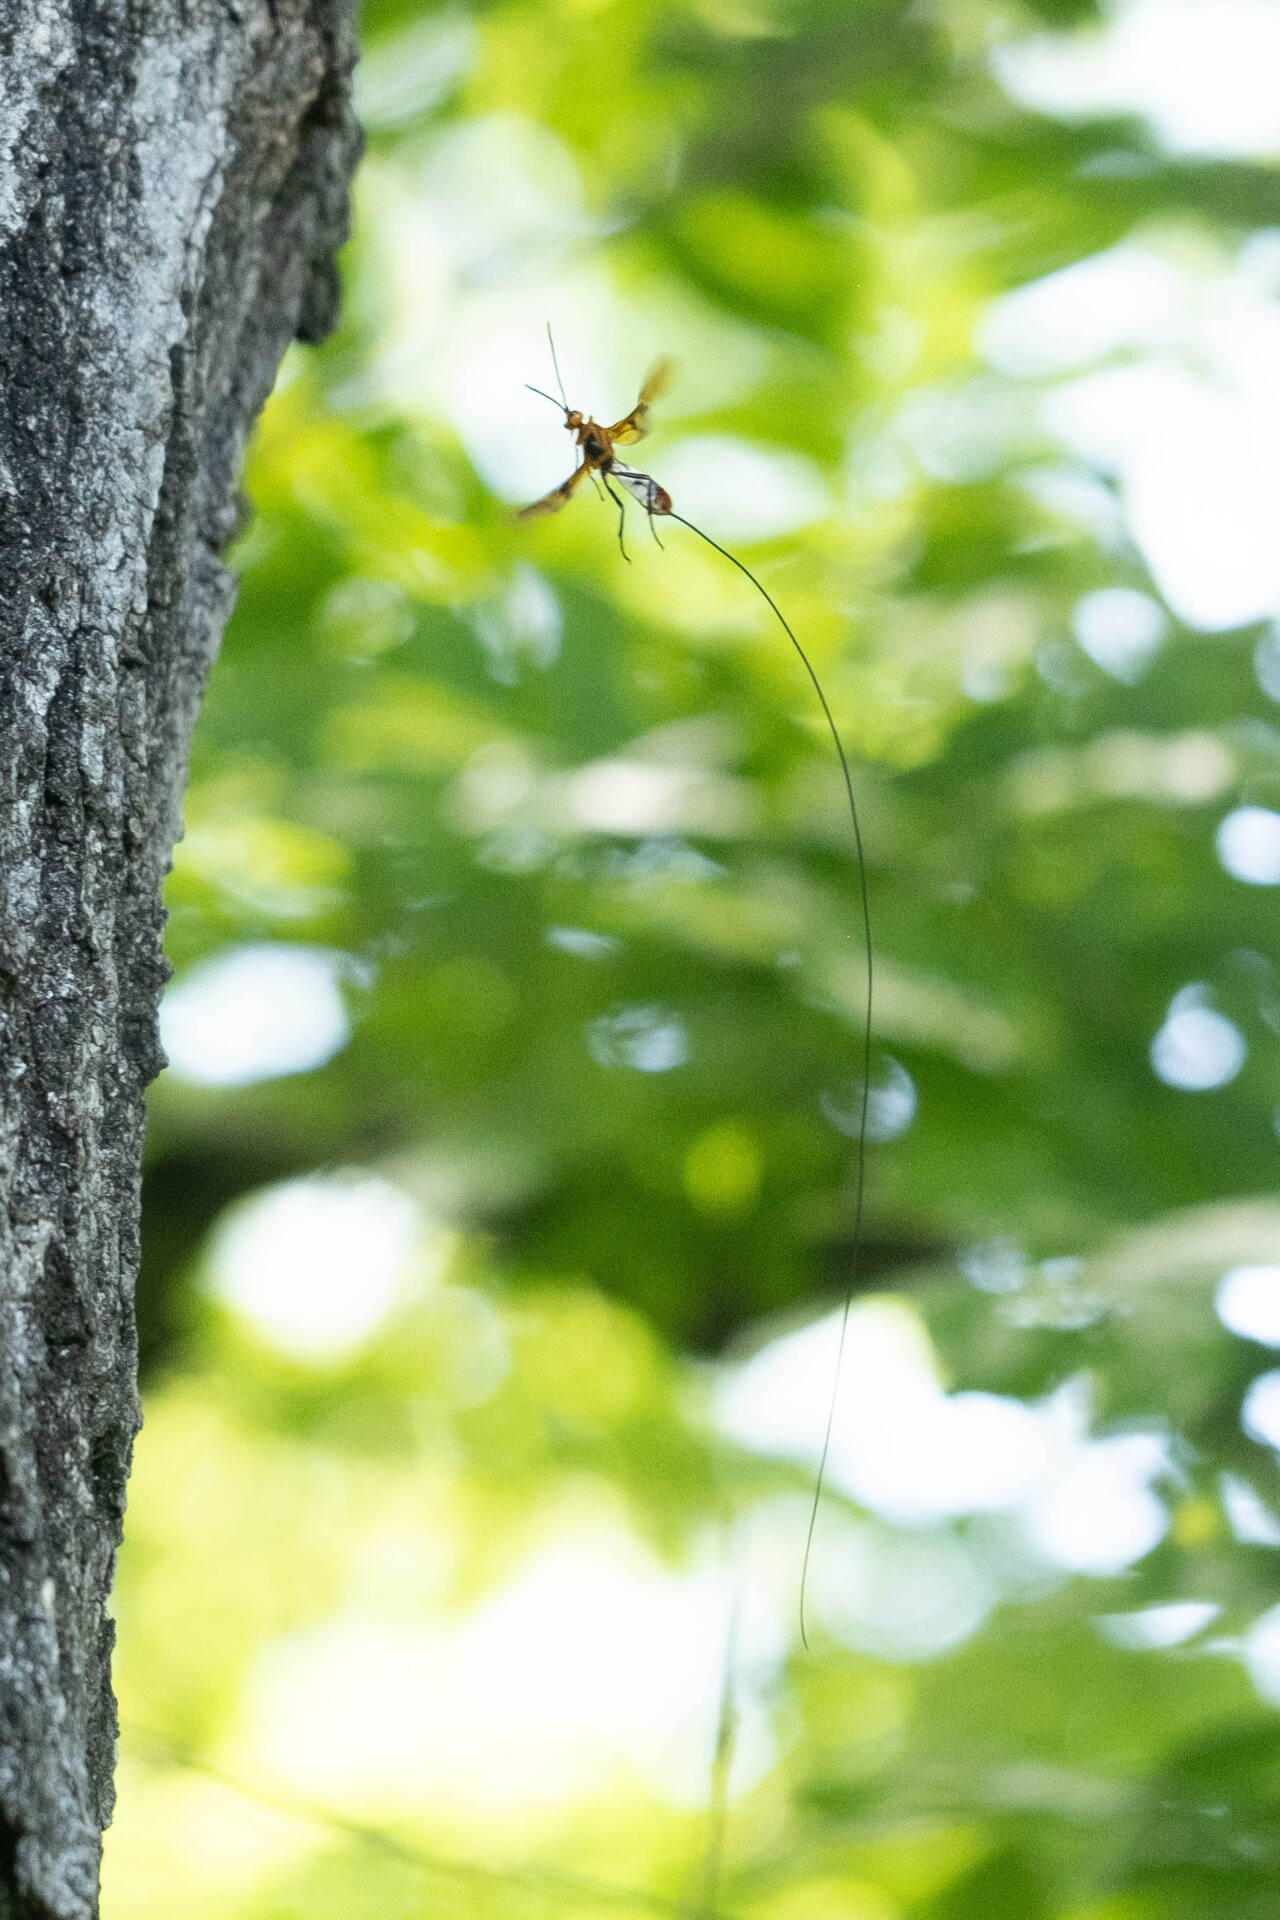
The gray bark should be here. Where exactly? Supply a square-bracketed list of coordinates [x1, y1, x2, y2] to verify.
[0, 2, 359, 1913]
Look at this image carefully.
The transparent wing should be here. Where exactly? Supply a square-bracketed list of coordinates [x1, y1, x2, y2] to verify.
[608, 355, 677, 446]
[517, 464, 589, 519]
[637, 355, 676, 408]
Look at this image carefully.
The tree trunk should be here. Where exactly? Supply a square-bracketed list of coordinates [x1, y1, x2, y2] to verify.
[0, 2, 359, 1911]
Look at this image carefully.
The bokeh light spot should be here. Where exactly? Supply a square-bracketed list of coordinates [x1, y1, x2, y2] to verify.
[1216, 807, 1280, 885]
[1094, 1601, 1221, 1650]
[1150, 987, 1246, 1091]
[1242, 1370, 1280, 1449]
[587, 1004, 688, 1072]
[242, 1531, 784, 1819]
[1071, 587, 1166, 683]
[1255, 624, 1280, 701]
[1243, 1600, 1280, 1706]
[821, 1057, 917, 1145]
[1217, 1265, 1280, 1344]
[207, 1172, 431, 1363]
[994, 0, 1280, 160]
[160, 945, 354, 1088]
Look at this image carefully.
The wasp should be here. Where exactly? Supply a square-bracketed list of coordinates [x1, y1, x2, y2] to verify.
[517, 331, 875, 1662]
[519, 342, 675, 557]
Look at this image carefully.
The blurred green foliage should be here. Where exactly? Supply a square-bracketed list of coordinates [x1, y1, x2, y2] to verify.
[105, 0, 1280, 1916]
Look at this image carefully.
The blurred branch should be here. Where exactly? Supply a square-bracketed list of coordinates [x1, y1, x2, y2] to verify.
[123, 1728, 735, 1920]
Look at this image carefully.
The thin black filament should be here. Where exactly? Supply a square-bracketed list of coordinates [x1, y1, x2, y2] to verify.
[666, 511, 874, 1653]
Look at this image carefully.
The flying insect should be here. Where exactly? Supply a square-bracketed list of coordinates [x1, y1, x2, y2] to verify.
[519, 346, 675, 557]
[518, 330, 874, 1659]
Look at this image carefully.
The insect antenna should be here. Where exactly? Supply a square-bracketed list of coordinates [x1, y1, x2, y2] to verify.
[665, 511, 873, 1653]
[526, 383, 566, 411]
[546, 321, 571, 410]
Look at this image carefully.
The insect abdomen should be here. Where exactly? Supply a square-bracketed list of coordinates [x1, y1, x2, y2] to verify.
[612, 463, 672, 516]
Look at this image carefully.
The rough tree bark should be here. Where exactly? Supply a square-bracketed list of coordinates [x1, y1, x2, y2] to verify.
[0, 3, 360, 1913]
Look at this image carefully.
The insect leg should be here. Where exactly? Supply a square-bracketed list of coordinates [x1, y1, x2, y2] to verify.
[564, 444, 605, 504]
[602, 471, 630, 562]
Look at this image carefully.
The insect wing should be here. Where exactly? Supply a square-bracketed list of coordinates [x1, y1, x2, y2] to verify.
[517, 464, 588, 519]
[637, 354, 676, 409]
[608, 355, 676, 446]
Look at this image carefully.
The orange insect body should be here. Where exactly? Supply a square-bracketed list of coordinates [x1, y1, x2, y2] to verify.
[519, 357, 675, 544]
